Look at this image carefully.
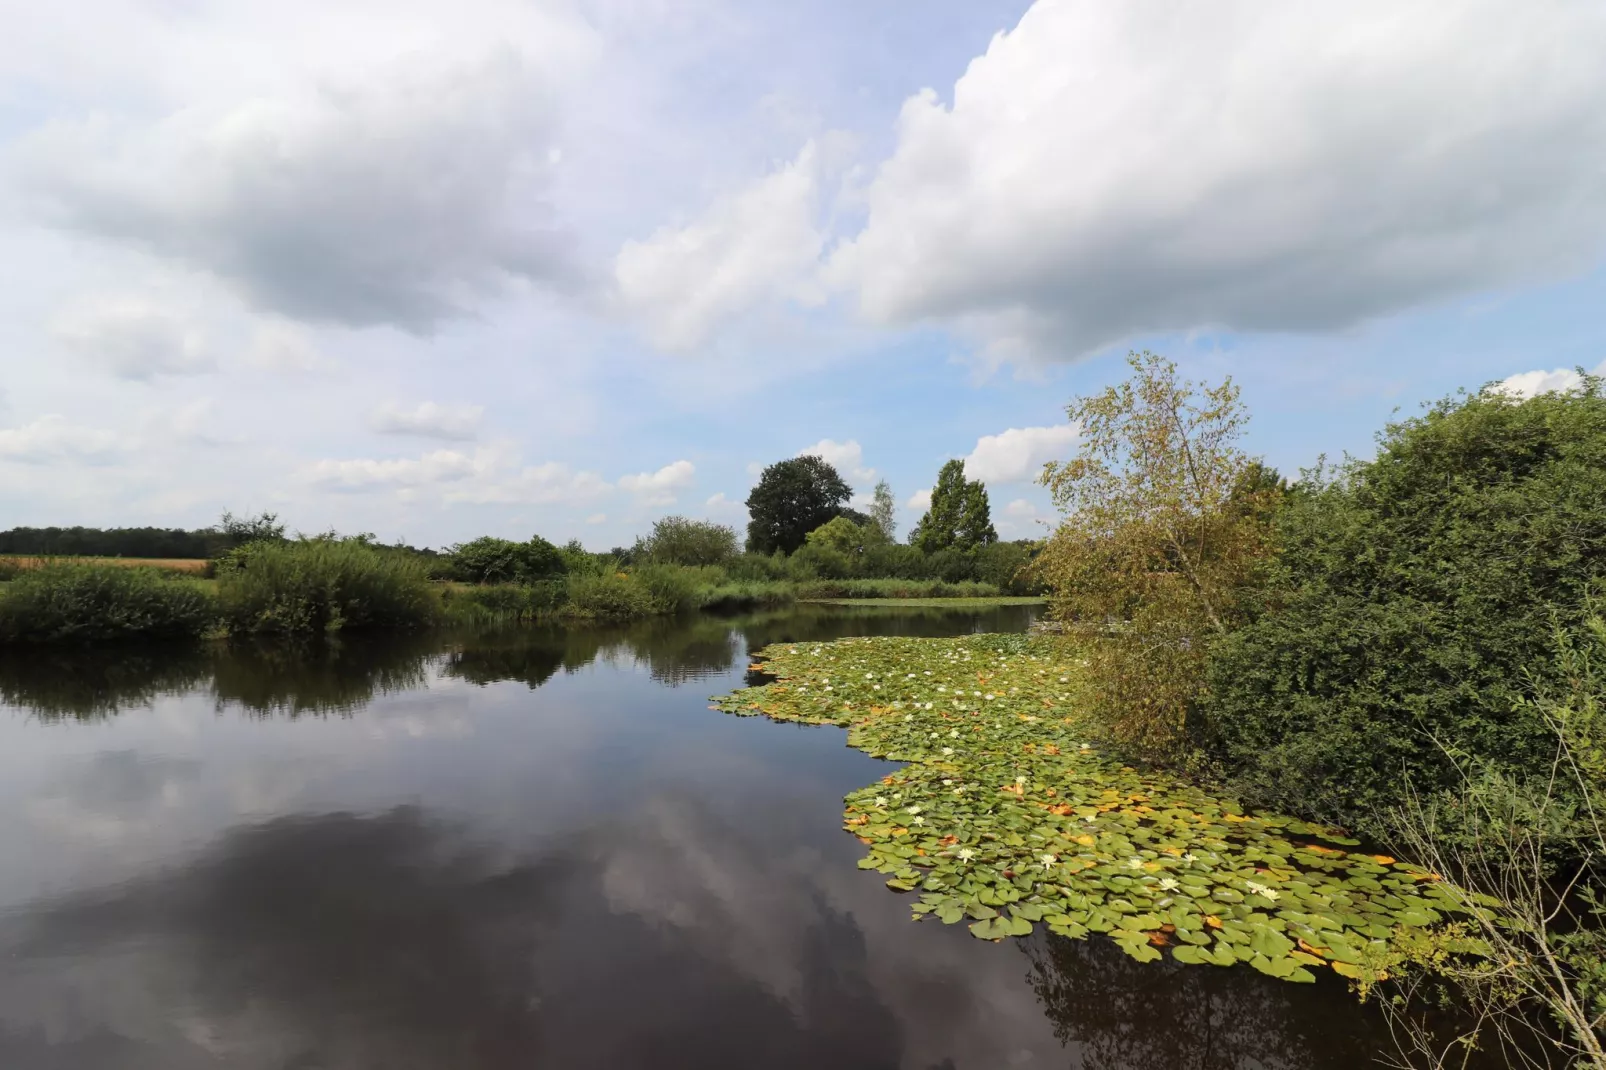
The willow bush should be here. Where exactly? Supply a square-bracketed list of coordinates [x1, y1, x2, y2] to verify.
[0, 564, 216, 643]
[1036, 352, 1278, 753]
[216, 539, 438, 636]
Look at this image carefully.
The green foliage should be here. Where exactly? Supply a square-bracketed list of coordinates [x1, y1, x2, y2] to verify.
[793, 578, 1001, 600]
[635, 515, 739, 566]
[745, 455, 853, 555]
[558, 539, 607, 576]
[974, 540, 1043, 595]
[0, 559, 20, 582]
[805, 515, 875, 556]
[449, 535, 566, 584]
[0, 564, 217, 643]
[217, 510, 286, 548]
[441, 580, 568, 626]
[1202, 381, 1606, 839]
[913, 460, 997, 553]
[712, 634, 1482, 985]
[564, 571, 658, 620]
[1038, 352, 1275, 754]
[870, 479, 897, 542]
[217, 540, 439, 635]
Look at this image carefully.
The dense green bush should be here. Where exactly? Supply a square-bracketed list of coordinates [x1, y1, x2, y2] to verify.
[1201, 383, 1606, 838]
[635, 516, 739, 566]
[217, 540, 439, 635]
[564, 572, 658, 620]
[793, 578, 1001, 600]
[442, 580, 568, 626]
[0, 565, 216, 642]
[0, 559, 20, 583]
[449, 535, 566, 584]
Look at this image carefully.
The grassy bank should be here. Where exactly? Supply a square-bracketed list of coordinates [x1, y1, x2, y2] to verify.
[0, 547, 1025, 644]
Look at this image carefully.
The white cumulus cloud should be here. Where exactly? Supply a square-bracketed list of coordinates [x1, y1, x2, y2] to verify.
[614, 141, 828, 351]
[906, 488, 932, 511]
[618, 459, 696, 506]
[963, 424, 1079, 483]
[1491, 362, 1606, 399]
[829, 0, 1606, 361]
[799, 438, 874, 483]
[370, 401, 485, 441]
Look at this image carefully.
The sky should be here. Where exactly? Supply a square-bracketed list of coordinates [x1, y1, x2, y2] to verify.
[1, 0, 1603, 550]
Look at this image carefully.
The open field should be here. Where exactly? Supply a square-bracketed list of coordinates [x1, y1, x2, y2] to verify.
[0, 556, 210, 574]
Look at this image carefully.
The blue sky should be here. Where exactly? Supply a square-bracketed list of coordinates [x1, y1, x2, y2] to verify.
[1, 0, 1603, 549]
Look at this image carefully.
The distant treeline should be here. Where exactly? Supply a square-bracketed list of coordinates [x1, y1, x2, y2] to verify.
[0, 526, 229, 559]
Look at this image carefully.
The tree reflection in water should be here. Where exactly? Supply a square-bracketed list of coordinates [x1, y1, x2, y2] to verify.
[1023, 930, 1508, 1070]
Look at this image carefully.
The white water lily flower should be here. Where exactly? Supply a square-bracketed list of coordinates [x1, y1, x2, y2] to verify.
[957, 848, 976, 862]
[907, 674, 915, 679]
[905, 714, 913, 722]
[1039, 854, 1058, 869]
[1060, 677, 1068, 683]
[873, 684, 881, 690]
[875, 796, 887, 807]
[906, 805, 921, 815]
[953, 788, 963, 795]
[1126, 857, 1145, 870]
[1246, 881, 1279, 900]
[925, 703, 934, 710]
[893, 793, 902, 800]
[949, 729, 959, 738]
[985, 693, 995, 700]
[1015, 775, 1027, 786]
[1158, 877, 1180, 891]
[1182, 852, 1198, 863]
[972, 691, 982, 697]
[912, 816, 925, 825]
[865, 674, 874, 679]
[942, 747, 955, 756]
[1083, 815, 1098, 824]
[923, 671, 932, 676]
[942, 779, 953, 786]
[937, 686, 946, 692]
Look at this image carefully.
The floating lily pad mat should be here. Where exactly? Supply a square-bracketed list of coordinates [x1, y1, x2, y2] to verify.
[712, 633, 1488, 984]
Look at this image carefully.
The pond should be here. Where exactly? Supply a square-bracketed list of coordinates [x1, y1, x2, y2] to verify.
[0, 604, 1494, 1070]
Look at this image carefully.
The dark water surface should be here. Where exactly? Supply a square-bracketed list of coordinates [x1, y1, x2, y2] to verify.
[0, 605, 1482, 1069]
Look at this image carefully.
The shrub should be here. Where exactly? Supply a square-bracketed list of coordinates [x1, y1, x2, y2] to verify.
[1201, 381, 1606, 838]
[217, 540, 438, 635]
[449, 535, 566, 584]
[725, 551, 790, 582]
[636, 516, 739, 566]
[442, 580, 568, 626]
[564, 572, 657, 620]
[0, 564, 216, 642]
[631, 562, 707, 615]
[975, 541, 1042, 595]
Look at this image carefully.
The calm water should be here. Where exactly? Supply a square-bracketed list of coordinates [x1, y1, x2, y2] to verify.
[0, 604, 1480, 1069]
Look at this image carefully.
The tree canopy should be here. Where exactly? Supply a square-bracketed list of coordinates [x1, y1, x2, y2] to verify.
[635, 516, 738, 566]
[744, 456, 854, 554]
[912, 460, 996, 553]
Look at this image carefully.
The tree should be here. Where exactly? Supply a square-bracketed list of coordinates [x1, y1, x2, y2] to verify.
[635, 516, 738, 566]
[744, 456, 853, 555]
[869, 480, 897, 542]
[219, 511, 285, 548]
[1036, 351, 1275, 752]
[805, 515, 872, 556]
[912, 460, 997, 553]
[450, 535, 566, 584]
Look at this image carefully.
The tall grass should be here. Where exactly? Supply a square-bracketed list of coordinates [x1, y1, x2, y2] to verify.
[441, 580, 567, 627]
[564, 572, 659, 620]
[0, 564, 217, 643]
[793, 578, 1001, 600]
[217, 540, 438, 635]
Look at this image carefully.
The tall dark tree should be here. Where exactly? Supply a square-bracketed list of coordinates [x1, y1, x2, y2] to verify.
[912, 460, 997, 553]
[744, 456, 853, 554]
